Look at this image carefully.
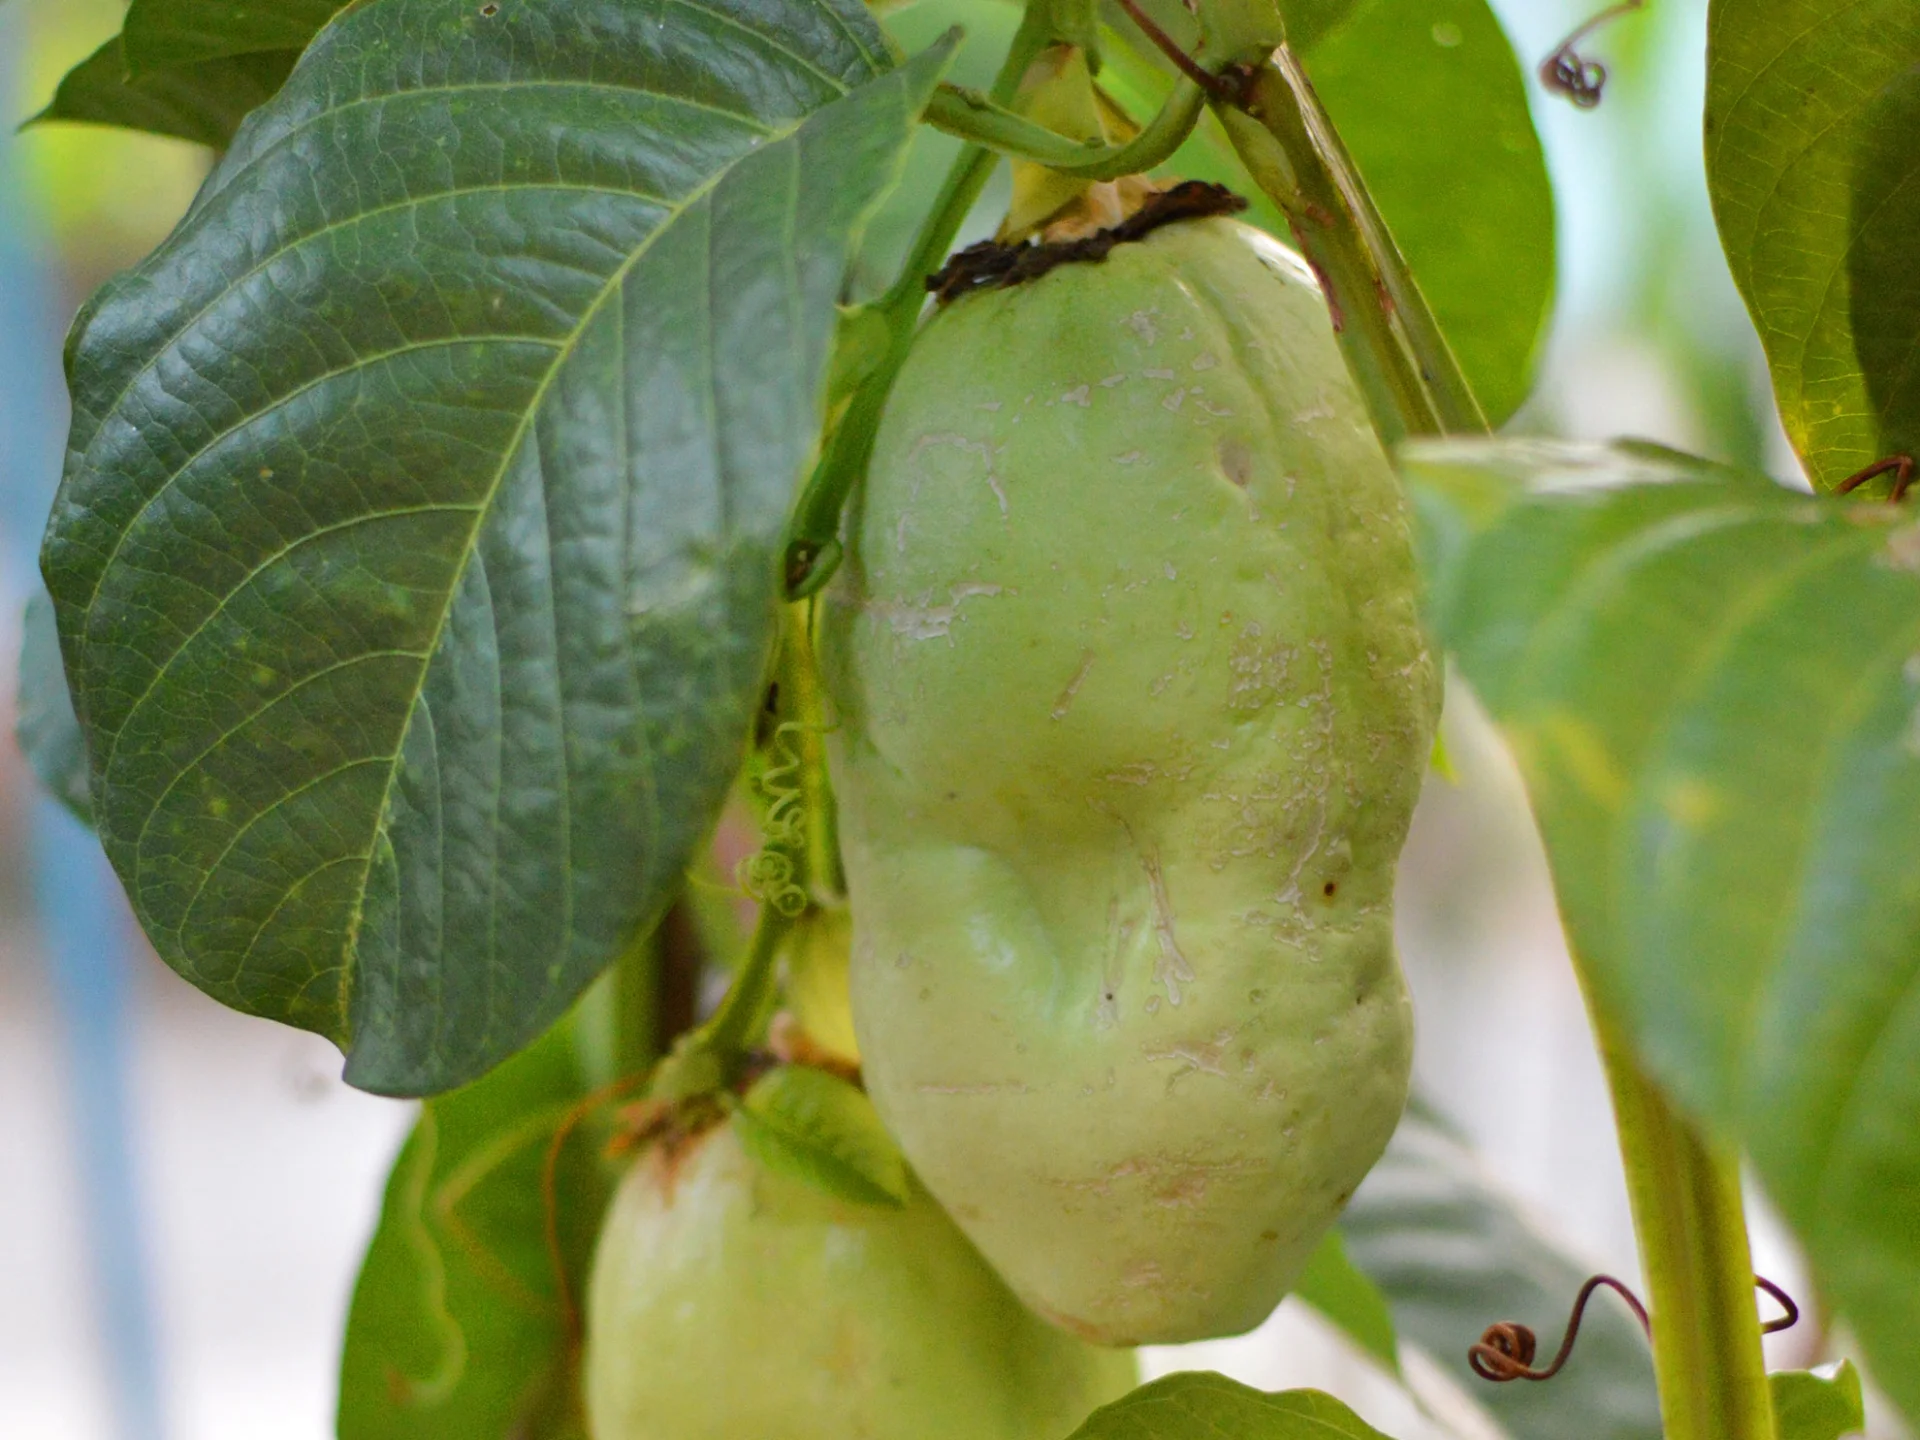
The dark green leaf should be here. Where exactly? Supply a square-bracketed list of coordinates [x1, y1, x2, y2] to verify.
[123, 0, 344, 71]
[1342, 1099, 1660, 1440]
[1846, 63, 1920, 493]
[731, 1063, 908, 1207]
[45, 0, 946, 1097]
[1293, 1229, 1399, 1377]
[29, 35, 298, 149]
[1771, 1362, 1867, 1440]
[1102, 0, 1554, 425]
[336, 1014, 610, 1440]
[1067, 1372, 1394, 1440]
[17, 589, 94, 826]
[1705, 0, 1920, 492]
[1401, 436, 1920, 1424]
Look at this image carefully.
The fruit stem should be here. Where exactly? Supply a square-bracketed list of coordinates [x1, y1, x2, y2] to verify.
[1216, 51, 1486, 444]
[700, 897, 801, 1083]
[1591, 1000, 1777, 1440]
[922, 76, 1204, 180]
[784, 604, 845, 900]
[785, 2, 1056, 597]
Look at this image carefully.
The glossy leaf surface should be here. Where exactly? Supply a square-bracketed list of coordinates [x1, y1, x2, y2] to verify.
[123, 0, 344, 70]
[336, 1015, 610, 1439]
[17, 589, 94, 826]
[45, 0, 943, 1096]
[1342, 1100, 1660, 1440]
[31, 35, 298, 148]
[1102, 0, 1553, 424]
[1403, 437, 1920, 1422]
[1067, 1373, 1391, 1440]
[1706, 0, 1920, 491]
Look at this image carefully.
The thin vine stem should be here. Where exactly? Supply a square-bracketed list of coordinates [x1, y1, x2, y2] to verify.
[698, 903, 795, 1061]
[785, 4, 1056, 595]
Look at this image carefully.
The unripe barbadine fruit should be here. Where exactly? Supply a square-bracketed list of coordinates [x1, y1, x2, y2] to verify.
[821, 215, 1439, 1345]
[584, 1117, 1136, 1439]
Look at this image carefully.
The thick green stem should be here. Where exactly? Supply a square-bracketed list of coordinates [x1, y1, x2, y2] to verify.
[699, 905, 793, 1061]
[1593, 1005, 1776, 1440]
[923, 76, 1204, 180]
[1267, 48, 1485, 434]
[1217, 54, 1485, 444]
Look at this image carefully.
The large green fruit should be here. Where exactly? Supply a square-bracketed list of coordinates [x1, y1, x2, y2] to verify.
[584, 1115, 1136, 1439]
[820, 216, 1439, 1345]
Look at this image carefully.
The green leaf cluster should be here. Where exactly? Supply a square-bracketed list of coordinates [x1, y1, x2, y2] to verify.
[22, 0, 1920, 1428]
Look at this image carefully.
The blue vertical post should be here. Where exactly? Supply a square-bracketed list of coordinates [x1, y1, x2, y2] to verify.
[0, 13, 166, 1440]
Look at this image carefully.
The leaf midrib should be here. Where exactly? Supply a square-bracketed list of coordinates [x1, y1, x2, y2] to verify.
[321, 91, 837, 1043]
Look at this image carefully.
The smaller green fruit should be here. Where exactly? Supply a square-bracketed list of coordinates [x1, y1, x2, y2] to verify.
[584, 1115, 1136, 1440]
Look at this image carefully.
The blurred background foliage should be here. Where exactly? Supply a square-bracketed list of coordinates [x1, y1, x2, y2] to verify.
[0, 0, 1900, 1438]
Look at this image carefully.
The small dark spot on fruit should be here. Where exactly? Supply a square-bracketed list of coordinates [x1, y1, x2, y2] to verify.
[1218, 436, 1254, 489]
[1322, 880, 1338, 897]
[1335, 1188, 1352, 1206]
[479, 2, 498, 13]
[946, 791, 958, 800]
[1248, 988, 1265, 1004]
[1103, 990, 1115, 1002]
[1259, 1229, 1279, 1243]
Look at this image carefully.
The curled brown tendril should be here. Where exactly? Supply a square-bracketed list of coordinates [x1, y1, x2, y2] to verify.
[927, 182, 1247, 302]
[1539, 1, 1645, 109]
[1470, 1273, 1797, 1384]
[1470, 1274, 1649, 1382]
[1755, 1274, 1801, 1335]
[1836, 454, 1915, 502]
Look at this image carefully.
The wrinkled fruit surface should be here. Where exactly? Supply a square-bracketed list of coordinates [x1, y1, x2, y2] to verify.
[584, 1116, 1135, 1440]
[821, 217, 1439, 1345]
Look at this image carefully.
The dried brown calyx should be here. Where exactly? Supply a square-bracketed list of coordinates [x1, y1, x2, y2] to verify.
[928, 180, 1249, 305]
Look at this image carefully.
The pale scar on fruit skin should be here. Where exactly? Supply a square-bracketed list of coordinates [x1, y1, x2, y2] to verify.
[824, 218, 1435, 1346]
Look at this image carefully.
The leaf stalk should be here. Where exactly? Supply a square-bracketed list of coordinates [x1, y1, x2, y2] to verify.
[922, 76, 1204, 181]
